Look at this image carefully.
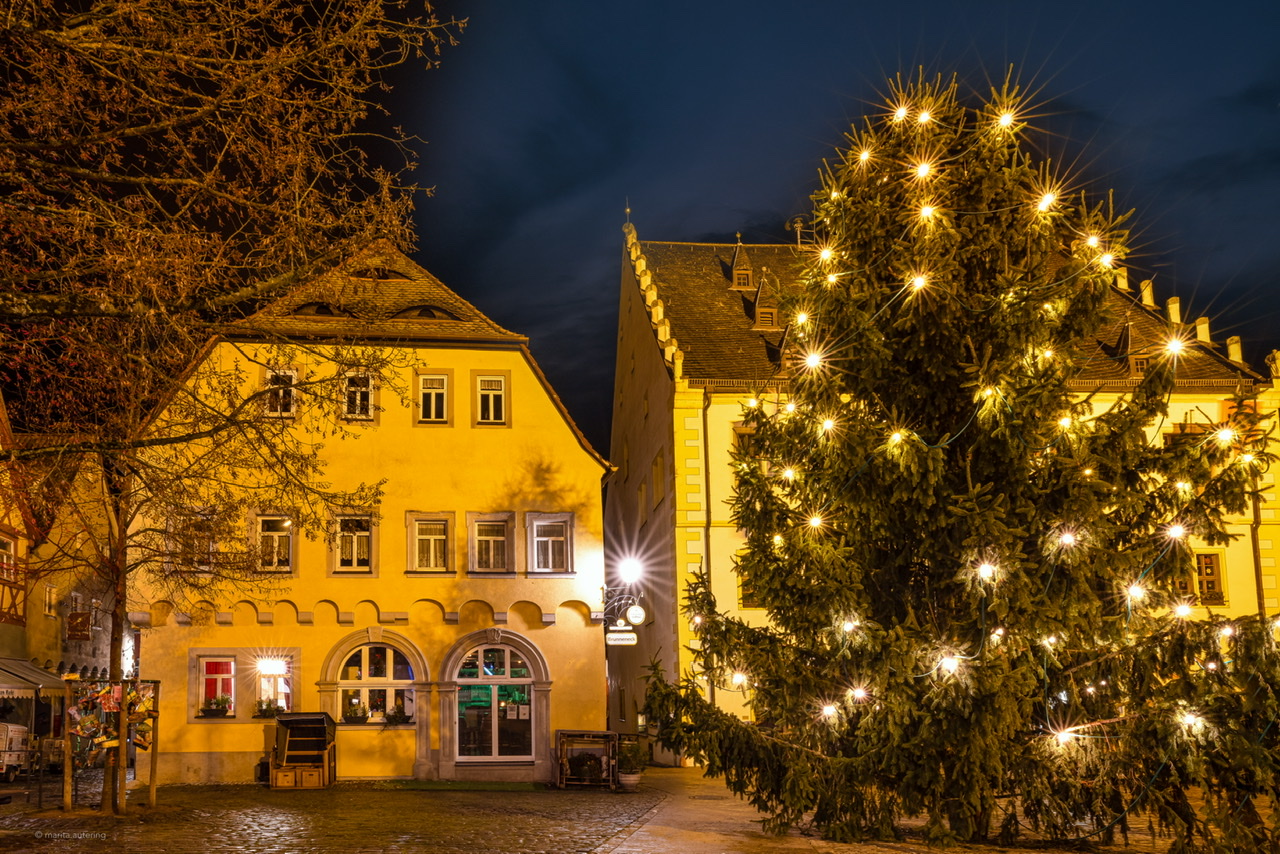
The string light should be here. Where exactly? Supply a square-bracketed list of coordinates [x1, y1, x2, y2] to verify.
[850, 687, 869, 701]
[772, 534, 784, 546]
[731, 672, 747, 687]
[796, 311, 809, 324]
[785, 402, 796, 414]
[1176, 481, 1192, 492]
[858, 149, 872, 163]
[819, 247, 835, 262]
[1099, 253, 1115, 267]
[841, 619, 859, 633]
[1058, 532, 1077, 547]
[1174, 603, 1193, 618]
[782, 467, 795, 481]
[1166, 338, 1184, 355]
[915, 162, 932, 178]
[977, 562, 996, 581]
[805, 352, 823, 369]
[918, 110, 931, 124]
[1037, 192, 1056, 212]
[1167, 524, 1186, 539]
[826, 273, 838, 285]
[808, 515, 823, 528]
[911, 275, 927, 290]
[821, 418, 835, 432]
[1055, 729, 1076, 746]
[938, 656, 960, 675]
[920, 205, 936, 220]
[1216, 428, 1235, 445]
[1058, 416, 1072, 429]
[821, 703, 839, 718]
[893, 106, 908, 122]
[889, 431, 904, 444]
[829, 190, 840, 201]
[1086, 235, 1100, 248]
[1220, 625, 1235, 638]
[1127, 584, 1146, 602]
[998, 112, 1014, 127]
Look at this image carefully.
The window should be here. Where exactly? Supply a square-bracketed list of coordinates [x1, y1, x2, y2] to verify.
[413, 519, 449, 571]
[343, 375, 372, 420]
[527, 513, 572, 573]
[336, 516, 372, 572]
[651, 450, 665, 507]
[476, 522, 508, 571]
[43, 584, 56, 617]
[419, 375, 448, 423]
[1132, 356, 1150, 376]
[1180, 553, 1226, 606]
[174, 510, 216, 571]
[757, 309, 776, 328]
[477, 376, 506, 425]
[0, 537, 16, 584]
[339, 644, 414, 721]
[734, 270, 752, 289]
[455, 645, 532, 759]
[201, 658, 235, 713]
[257, 657, 292, 713]
[259, 517, 292, 571]
[266, 370, 296, 417]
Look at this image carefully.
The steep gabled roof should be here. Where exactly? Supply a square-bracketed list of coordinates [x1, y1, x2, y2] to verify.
[239, 240, 526, 346]
[631, 233, 1263, 392]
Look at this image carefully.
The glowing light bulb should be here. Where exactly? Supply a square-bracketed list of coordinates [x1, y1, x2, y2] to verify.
[841, 619, 858, 633]
[1221, 625, 1235, 638]
[918, 110, 931, 123]
[916, 162, 932, 178]
[920, 205, 935, 219]
[859, 149, 871, 163]
[893, 106, 908, 122]
[850, 687, 868, 701]
[1058, 416, 1072, 429]
[1055, 730, 1075, 745]
[1059, 532, 1077, 547]
[1038, 192, 1056, 212]
[819, 247, 834, 262]
[822, 418, 835, 432]
[1175, 604, 1193, 618]
[692, 615, 703, 626]
[747, 398, 758, 408]
[731, 672, 747, 687]
[1082, 469, 1094, 477]
[1127, 584, 1146, 601]
[796, 311, 809, 324]
[618, 558, 643, 585]
[805, 352, 822, 369]
[1043, 635, 1057, 648]
[889, 431, 903, 444]
[772, 534, 784, 546]
[1167, 524, 1186, 539]
[808, 515, 823, 529]
[1182, 712, 1201, 729]
[982, 387, 995, 398]
[1176, 481, 1192, 492]
[785, 402, 796, 413]
[977, 563, 996, 581]
[826, 273, 838, 285]
[1206, 661, 1218, 670]
[821, 703, 838, 718]
[1042, 349, 1054, 359]
[1216, 428, 1235, 444]
[939, 656, 960, 675]
[911, 275, 927, 290]
[1242, 453, 1256, 464]
[991, 627, 1005, 641]
[1166, 338, 1184, 355]
[782, 468, 795, 480]
[999, 112, 1014, 127]
[1099, 253, 1114, 267]
[1086, 235, 1100, 248]
[829, 190, 840, 201]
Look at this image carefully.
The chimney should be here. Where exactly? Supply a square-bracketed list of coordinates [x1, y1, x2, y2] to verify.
[1227, 335, 1243, 363]
[1195, 316, 1210, 343]
[1140, 280, 1156, 307]
[1166, 297, 1181, 325]
[1114, 267, 1130, 291]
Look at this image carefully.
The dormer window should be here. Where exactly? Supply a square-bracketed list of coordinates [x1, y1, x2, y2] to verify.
[1131, 356, 1150, 376]
[733, 270, 752, 289]
[349, 266, 409, 280]
[290, 302, 350, 317]
[756, 308, 777, 328]
[392, 304, 460, 321]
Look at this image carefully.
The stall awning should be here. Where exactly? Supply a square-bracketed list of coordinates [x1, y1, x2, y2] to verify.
[0, 658, 62, 699]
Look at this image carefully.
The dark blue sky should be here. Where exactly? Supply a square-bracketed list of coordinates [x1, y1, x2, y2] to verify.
[406, 1, 1280, 451]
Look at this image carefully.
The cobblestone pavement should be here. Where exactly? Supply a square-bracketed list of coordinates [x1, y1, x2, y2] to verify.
[0, 768, 1183, 854]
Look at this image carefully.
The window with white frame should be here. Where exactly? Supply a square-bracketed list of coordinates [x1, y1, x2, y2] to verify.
[174, 510, 216, 571]
[343, 375, 372, 420]
[200, 657, 235, 713]
[339, 644, 414, 720]
[259, 517, 292, 571]
[265, 370, 296, 417]
[473, 519, 510, 572]
[419, 375, 448, 423]
[527, 513, 572, 573]
[336, 516, 373, 571]
[256, 657, 292, 713]
[455, 644, 533, 758]
[476, 376, 506, 424]
[0, 537, 16, 583]
[43, 584, 56, 617]
[413, 518, 449, 571]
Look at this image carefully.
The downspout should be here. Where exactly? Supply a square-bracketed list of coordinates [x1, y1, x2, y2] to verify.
[1251, 481, 1266, 620]
[701, 387, 715, 709]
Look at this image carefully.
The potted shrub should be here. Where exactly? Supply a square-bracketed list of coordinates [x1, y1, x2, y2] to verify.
[342, 703, 369, 724]
[616, 739, 647, 792]
[201, 695, 232, 718]
[254, 700, 284, 718]
[382, 703, 413, 726]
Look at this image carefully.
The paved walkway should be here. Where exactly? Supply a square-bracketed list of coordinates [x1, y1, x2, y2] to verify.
[0, 767, 1176, 853]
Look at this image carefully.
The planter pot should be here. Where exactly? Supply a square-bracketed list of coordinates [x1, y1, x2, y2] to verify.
[343, 715, 369, 725]
[200, 708, 229, 718]
[617, 772, 643, 792]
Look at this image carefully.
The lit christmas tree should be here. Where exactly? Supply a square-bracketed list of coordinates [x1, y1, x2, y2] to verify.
[645, 73, 1277, 848]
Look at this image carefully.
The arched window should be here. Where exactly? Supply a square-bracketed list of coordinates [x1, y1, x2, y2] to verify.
[455, 645, 532, 758]
[339, 644, 414, 720]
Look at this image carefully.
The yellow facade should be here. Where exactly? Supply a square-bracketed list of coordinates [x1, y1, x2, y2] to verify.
[606, 224, 1280, 738]
[133, 246, 608, 783]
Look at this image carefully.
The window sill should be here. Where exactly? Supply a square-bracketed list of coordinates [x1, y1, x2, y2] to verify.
[529, 571, 575, 577]
[405, 569, 455, 576]
[468, 571, 518, 577]
[332, 569, 375, 575]
[455, 757, 535, 765]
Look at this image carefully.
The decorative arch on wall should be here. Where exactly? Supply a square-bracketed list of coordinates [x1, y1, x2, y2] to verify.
[319, 627, 430, 685]
[439, 627, 551, 683]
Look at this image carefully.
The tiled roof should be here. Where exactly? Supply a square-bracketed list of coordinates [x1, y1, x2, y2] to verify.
[241, 240, 525, 345]
[637, 239, 1262, 389]
[638, 241, 803, 383]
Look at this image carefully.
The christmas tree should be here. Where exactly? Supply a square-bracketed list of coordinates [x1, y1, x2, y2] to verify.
[645, 73, 1278, 849]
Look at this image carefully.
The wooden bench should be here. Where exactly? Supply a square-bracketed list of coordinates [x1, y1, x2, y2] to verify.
[0, 788, 31, 805]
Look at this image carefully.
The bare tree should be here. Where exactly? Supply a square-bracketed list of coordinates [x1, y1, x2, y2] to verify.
[0, 0, 462, 811]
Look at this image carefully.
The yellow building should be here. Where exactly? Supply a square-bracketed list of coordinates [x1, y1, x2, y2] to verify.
[133, 243, 608, 783]
[606, 223, 1278, 732]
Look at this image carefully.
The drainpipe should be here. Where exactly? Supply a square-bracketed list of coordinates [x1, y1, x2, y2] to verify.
[702, 388, 716, 709]
[1252, 480, 1267, 620]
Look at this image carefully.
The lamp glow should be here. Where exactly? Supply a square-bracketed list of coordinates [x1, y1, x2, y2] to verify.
[822, 703, 839, 718]
[1127, 584, 1146, 601]
[1055, 730, 1075, 745]
[889, 431, 903, 444]
[1166, 338, 1184, 354]
[1058, 416, 1072, 429]
[918, 110, 931, 123]
[841, 619, 858, 633]
[805, 352, 822, 369]
[850, 687, 868, 701]
[977, 563, 996, 581]
[859, 149, 871, 163]
[893, 106, 908, 122]
[998, 112, 1014, 127]
[618, 558, 643, 585]
[939, 656, 960, 675]
[731, 672, 747, 687]
[1059, 532, 1077, 547]
[772, 534, 784, 546]
[911, 275, 927, 290]
[785, 402, 796, 413]
[1221, 625, 1235, 638]
[1216, 428, 1235, 444]
[819, 247, 834, 262]
[1175, 604, 1193, 618]
[1167, 524, 1186, 539]
[783, 467, 795, 480]
[796, 311, 809, 324]
[1086, 235, 1100, 248]
[920, 205, 935, 219]
[808, 516, 823, 528]
[1099, 253, 1114, 267]
[822, 418, 835, 432]
[916, 162, 932, 178]
[1038, 192, 1056, 211]
[258, 658, 288, 676]
[826, 273, 838, 285]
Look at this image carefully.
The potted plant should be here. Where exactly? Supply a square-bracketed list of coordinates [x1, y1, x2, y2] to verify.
[342, 703, 369, 724]
[616, 739, 647, 792]
[254, 700, 284, 718]
[382, 703, 413, 726]
[201, 695, 232, 718]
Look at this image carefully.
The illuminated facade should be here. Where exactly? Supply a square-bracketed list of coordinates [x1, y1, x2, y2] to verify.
[605, 223, 1278, 732]
[133, 244, 608, 783]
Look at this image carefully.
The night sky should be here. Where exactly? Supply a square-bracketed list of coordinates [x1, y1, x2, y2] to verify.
[405, 1, 1280, 452]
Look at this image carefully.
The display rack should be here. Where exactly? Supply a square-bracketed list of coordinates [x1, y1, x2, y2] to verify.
[555, 729, 617, 789]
